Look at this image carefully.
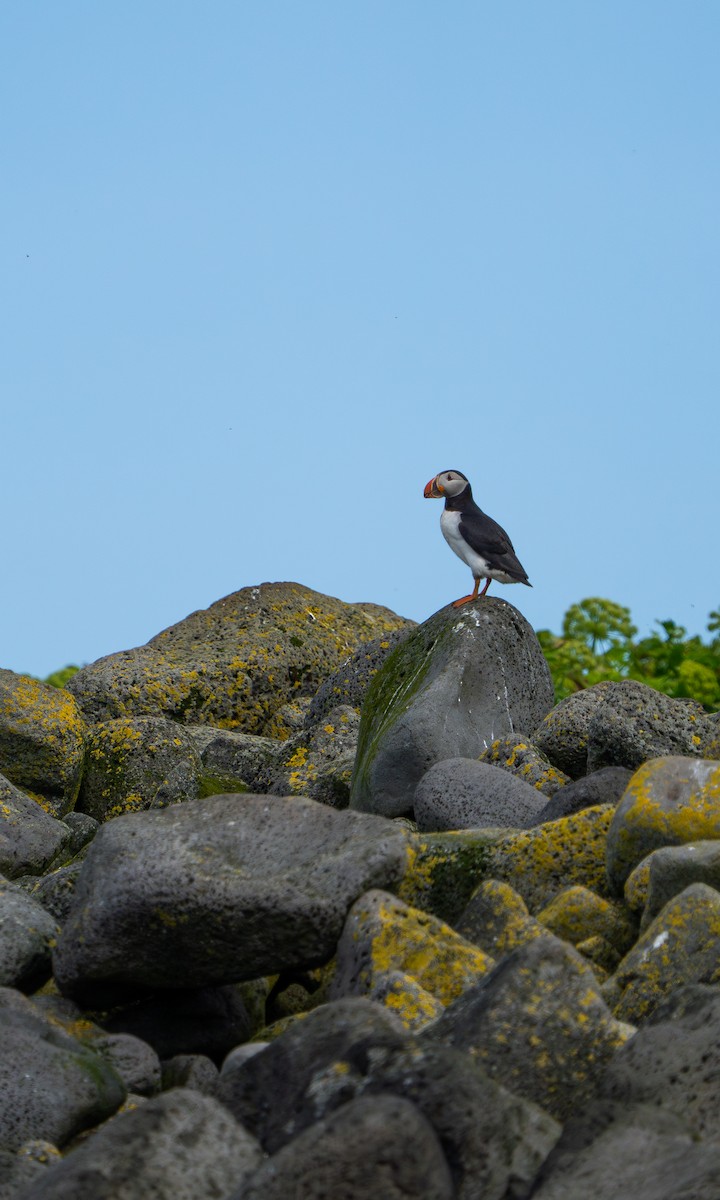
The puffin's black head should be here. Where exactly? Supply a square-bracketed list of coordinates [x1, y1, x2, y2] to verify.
[423, 469, 470, 500]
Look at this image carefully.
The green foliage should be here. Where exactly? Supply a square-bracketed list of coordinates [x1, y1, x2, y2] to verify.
[43, 665, 80, 689]
[539, 598, 720, 710]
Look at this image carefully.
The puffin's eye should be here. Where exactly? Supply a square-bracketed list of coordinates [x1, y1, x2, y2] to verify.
[447, 473, 454, 480]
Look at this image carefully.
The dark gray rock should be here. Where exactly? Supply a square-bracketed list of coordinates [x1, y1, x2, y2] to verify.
[23, 858, 85, 924]
[59, 811, 99, 856]
[0, 773, 71, 879]
[586, 680, 718, 773]
[103, 984, 254, 1063]
[185, 724, 283, 793]
[53, 794, 411, 1005]
[421, 934, 630, 1122]
[161, 1054, 219, 1096]
[641, 841, 720, 928]
[67, 582, 409, 734]
[92, 1033, 162, 1096]
[0, 882, 60, 992]
[413, 757, 549, 831]
[236, 1093, 454, 1200]
[217, 998, 408, 1151]
[478, 735, 571, 796]
[350, 598, 554, 817]
[20, 1088, 262, 1200]
[77, 716, 202, 822]
[268, 704, 361, 806]
[0, 987, 125, 1151]
[532, 682, 615, 778]
[533, 766, 631, 824]
[307, 628, 414, 725]
[0, 1146, 49, 1199]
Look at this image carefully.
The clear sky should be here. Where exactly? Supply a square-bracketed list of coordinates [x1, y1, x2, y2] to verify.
[3, 2, 719, 678]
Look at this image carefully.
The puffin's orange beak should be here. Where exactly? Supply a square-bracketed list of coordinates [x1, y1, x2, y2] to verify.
[424, 476, 444, 498]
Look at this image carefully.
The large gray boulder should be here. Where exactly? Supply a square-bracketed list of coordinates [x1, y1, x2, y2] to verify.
[67, 582, 411, 734]
[53, 794, 411, 1005]
[586, 680, 719, 772]
[0, 988, 125, 1151]
[413, 757, 549, 832]
[349, 599, 554, 817]
[20, 1088, 262, 1200]
[0, 773, 71, 879]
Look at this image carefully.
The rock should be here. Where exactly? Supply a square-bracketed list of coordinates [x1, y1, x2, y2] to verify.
[641, 841, 720, 928]
[586, 680, 718, 773]
[268, 704, 361, 806]
[329, 889, 494, 1025]
[0, 987, 125, 1151]
[422, 933, 632, 1121]
[77, 716, 203, 821]
[263, 697, 312, 739]
[0, 882, 60, 992]
[185, 724, 283, 793]
[349, 598, 554, 817]
[102, 984, 253, 1062]
[67, 583, 409, 734]
[237, 1093, 454, 1200]
[531, 1104, 720, 1200]
[598, 984, 720, 1140]
[19, 1088, 262, 1200]
[605, 757, 720, 893]
[217, 997, 408, 1151]
[24, 858, 86, 923]
[605, 883, 720, 1024]
[535, 886, 637, 956]
[478, 736, 571, 796]
[399, 828, 503, 923]
[453, 879, 547, 955]
[0, 671, 86, 815]
[53, 794, 411, 1004]
[160, 1054, 219, 1096]
[91, 1033, 162, 1096]
[482, 804, 615, 911]
[532, 682, 615, 778]
[59, 811, 99, 855]
[533, 765, 632, 823]
[413, 757, 549, 832]
[0, 773, 71, 879]
[306, 628, 414, 725]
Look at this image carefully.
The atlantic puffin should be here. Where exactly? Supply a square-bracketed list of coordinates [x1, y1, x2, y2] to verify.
[424, 469, 531, 607]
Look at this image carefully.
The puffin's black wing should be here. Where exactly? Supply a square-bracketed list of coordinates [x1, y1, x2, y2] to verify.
[459, 507, 530, 584]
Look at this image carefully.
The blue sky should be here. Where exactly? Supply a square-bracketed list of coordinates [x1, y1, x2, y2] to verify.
[3, 2, 719, 678]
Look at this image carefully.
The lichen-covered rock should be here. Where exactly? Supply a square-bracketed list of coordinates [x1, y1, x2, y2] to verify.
[238, 1093, 454, 1200]
[586, 680, 718, 773]
[482, 805, 616, 912]
[23, 857, 86, 923]
[478, 736, 571, 797]
[640, 841, 720, 928]
[185, 724, 283, 793]
[532, 682, 615, 778]
[413, 757, 548, 832]
[0, 988, 125, 1151]
[536, 885, 637, 956]
[67, 583, 410, 734]
[605, 883, 720, 1024]
[453, 879, 547, 956]
[19, 1088, 262, 1200]
[422, 933, 632, 1121]
[329, 889, 494, 1026]
[0, 882, 60, 992]
[350, 598, 554, 817]
[306, 628, 414, 725]
[0, 773, 71, 879]
[605, 757, 720, 893]
[268, 705, 361, 806]
[398, 829, 502, 923]
[0, 671, 86, 815]
[77, 716, 203, 821]
[534, 766, 632, 824]
[53, 794, 412, 1005]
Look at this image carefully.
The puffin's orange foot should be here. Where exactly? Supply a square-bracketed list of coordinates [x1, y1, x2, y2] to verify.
[451, 594, 476, 608]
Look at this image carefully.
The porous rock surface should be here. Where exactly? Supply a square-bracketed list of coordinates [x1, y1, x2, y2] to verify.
[4, 581, 720, 1196]
[413, 755, 549, 831]
[350, 597, 554, 816]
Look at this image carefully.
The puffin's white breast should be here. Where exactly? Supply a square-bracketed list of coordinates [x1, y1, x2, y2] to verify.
[440, 509, 490, 576]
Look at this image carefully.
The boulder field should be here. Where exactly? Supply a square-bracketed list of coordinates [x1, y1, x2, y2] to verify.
[1, 580, 720, 1198]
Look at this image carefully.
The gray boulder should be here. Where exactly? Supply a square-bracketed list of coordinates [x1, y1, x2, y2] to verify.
[236, 1093, 454, 1200]
[413, 757, 549, 831]
[67, 582, 410, 734]
[350, 598, 554, 817]
[161, 1054, 219, 1096]
[586, 679, 718, 772]
[641, 841, 720, 928]
[0, 671, 86, 815]
[532, 682, 615, 778]
[534, 766, 631, 824]
[91, 1033, 162, 1096]
[21, 1088, 262, 1200]
[0, 882, 60, 992]
[0, 988, 125, 1151]
[306, 628, 414, 725]
[77, 715, 202, 821]
[0, 773, 71, 879]
[103, 984, 254, 1062]
[185, 724, 283, 793]
[53, 794, 411, 1005]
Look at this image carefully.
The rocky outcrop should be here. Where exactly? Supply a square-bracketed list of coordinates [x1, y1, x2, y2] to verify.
[350, 597, 554, 816]
[0, 671, 86, 814]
